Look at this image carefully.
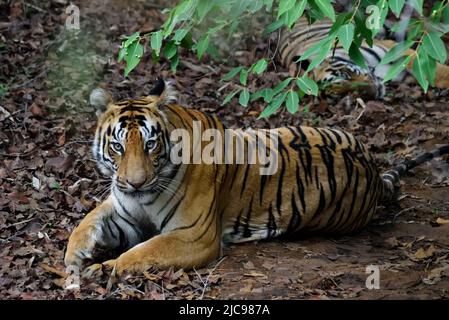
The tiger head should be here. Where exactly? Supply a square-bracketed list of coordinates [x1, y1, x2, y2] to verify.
[314, 59, 385, 99]
[90, 79, 177, 194]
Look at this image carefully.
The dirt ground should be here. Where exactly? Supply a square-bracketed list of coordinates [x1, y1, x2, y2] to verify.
[1, 1, 449, 299]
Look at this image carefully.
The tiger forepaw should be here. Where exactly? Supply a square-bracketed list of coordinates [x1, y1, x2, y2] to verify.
[82, 259, 117, 278]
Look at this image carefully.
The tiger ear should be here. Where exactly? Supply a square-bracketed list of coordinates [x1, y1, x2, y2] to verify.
[145, 77, 177, 106]
[89, 88, 114, 113]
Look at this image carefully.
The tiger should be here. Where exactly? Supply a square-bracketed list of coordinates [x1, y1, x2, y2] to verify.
[278, 17, 449, 99]
[64, 78, 449, 276]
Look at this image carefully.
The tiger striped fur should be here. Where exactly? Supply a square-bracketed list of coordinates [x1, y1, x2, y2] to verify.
[64, 79, 449, 276]
[278, 17, 449, 98]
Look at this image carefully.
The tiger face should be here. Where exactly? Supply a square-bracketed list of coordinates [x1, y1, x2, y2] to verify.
[91, 80, 173, 194]
[314, 58, 385, 99]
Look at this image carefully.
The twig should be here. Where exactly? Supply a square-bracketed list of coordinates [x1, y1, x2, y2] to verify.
[22, 1, 46, 13]
[0, 146, 39, 158]
[392, 206, 419, 223]
[355, 98, 367, 121]
[10, 68, 48, 90]
[1, 217, 35, 230]
[195, 257, 226, 300]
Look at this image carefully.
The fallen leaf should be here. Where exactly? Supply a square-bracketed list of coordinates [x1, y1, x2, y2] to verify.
[29, 103, 46, 117]
[39, 263, 69, 278]
[422, 265, 449, 285]
[436, 218, 449, 225]
[409, 245, 437, 261]
[244, 271, 268, 279]
[384, 237, 399, 249]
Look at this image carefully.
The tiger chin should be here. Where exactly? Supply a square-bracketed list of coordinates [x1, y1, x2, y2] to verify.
[65, 78, 449, 278]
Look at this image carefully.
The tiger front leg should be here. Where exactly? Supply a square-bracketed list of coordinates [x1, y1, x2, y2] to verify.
[112, 217, 221, 276]
[64, 197, 118, 270]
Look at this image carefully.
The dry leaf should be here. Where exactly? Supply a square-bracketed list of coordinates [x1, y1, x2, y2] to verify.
[39, 263, 69, 278]
[410, 245, 437, 261]
[244, 271, 268, 279]
[436, 218, 449, 225]
[422, 266, 449, 285]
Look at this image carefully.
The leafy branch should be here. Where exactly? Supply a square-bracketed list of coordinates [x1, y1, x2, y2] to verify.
[117, 0, 449, 118]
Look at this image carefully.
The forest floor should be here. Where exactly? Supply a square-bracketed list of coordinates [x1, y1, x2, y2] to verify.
[1, 0, 449, 300]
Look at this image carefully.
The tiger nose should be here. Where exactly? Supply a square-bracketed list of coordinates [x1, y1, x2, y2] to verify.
[126, 178, 146, 189]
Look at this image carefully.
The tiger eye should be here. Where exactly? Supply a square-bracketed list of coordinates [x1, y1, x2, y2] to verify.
[111, 142, 123, 154]
[146, 140, 157, 151]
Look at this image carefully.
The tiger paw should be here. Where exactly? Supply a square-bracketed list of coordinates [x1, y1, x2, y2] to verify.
[113, 252, 153, 277]
[65, 227, 98, 269]
[82, 259, 117, 278]
[82, 263, 103, 278]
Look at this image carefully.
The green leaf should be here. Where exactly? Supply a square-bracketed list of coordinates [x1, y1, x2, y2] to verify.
[354, 12, 373, 46]
[118, 44, 126, 62]
[150, 30, 163, 56]
[206, 42, 220, 60]
[180, 32, 194, 49]
[314, 0, 335, 21]
[406, 19, 423, 41]
[263, 18, 286, 35]
[372, 0, 389, 36]
[409, 0, 423, 15]
[248, 0, 264, 13]
[258, 92, 287, 118]
[299, 35, 335, 66]
[278, 0, 296, 19]
[173, 28, 189, 43]
[174, 0, 196, 21]
[240, 69, 248, 86]
[423, 50, 436, 86]
[296, 75, 319, 96]
[49, 181, 61, 190]
[221, 89, 241, 106]
[348, 43, 368, 68]
[124, 41, 144, 77]
[251, 59, 268, 75]
[196, 35, 210, 59]
[251, 88, 274, 103]
[389, 0, 405, 18]
[286, 90, 299, 114]
[272, 77, 293, 95]
[329, 12, 352, 34]
[287, 0, 307, 28]
[196, 0, 215, 23]
[124, 32, 140, 48]
[382, 55, 412, 83]
[443, 5, 449, 24]
[412, 49, 429, 92]
[230, 1, 250, 18]
[337, 24, 355, 52]
[222, 67, 243, 82]
[162, 41, 177, 59]
[264, 0, 274, 12]
[306, 38, 334, 72]
[170, 51, 179, 73]
[379, 40, 414, 65]
[422, 31, 447, 64]
[239, 88, 250, 107]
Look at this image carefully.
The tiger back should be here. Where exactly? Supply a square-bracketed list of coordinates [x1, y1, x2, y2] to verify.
[278, 17, 449, 98]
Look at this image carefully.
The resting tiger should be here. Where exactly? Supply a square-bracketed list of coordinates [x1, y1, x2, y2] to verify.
[65, 79, 449, 276]
[278, 17, 449, 98]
